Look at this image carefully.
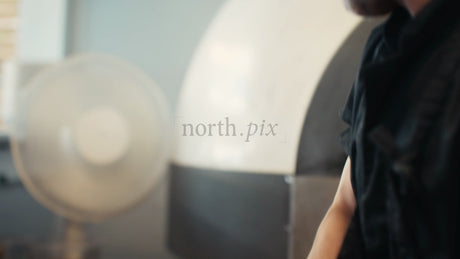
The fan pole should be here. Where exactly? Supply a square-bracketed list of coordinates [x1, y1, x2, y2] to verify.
[63, 220, 86, 259]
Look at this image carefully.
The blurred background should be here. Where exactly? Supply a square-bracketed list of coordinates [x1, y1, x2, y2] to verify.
[0, 0, 382, 258]
[1, 1, 224, 258]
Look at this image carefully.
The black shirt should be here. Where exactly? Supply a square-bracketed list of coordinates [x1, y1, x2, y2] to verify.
[339, 0, 460, 258]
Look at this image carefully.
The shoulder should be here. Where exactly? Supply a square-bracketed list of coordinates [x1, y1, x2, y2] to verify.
[339, 22, 387, 124]
[358, 22, 386, 65]
[340, 22, 386, 114]
[365, 23, 385, 52]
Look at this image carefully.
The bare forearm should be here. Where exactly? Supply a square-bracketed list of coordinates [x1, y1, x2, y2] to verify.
[308, 158, 355, 259]
[307, 204, 354, 259]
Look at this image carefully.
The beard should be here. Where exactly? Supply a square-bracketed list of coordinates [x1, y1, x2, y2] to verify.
[344, 0, 398, 15]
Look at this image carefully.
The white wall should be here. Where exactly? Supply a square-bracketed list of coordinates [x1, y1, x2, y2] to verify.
[17, 0, 67, 62]
[67, 0, 226, 110]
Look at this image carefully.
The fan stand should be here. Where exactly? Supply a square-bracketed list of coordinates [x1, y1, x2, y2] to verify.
[62, 220, 86, 259]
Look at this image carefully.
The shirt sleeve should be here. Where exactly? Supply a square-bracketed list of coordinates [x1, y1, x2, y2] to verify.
[339, 85, 355, 157]
[337, 24, 385, 157]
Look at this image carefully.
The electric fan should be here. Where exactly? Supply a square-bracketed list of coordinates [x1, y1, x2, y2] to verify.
[7, 54, 171, 258]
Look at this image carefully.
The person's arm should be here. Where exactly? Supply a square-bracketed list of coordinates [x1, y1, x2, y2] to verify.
[307, 157, 356, 259]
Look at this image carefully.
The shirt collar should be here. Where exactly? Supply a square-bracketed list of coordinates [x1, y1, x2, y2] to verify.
[398, 0, 460, 52]
[361, 0, 460, 128]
